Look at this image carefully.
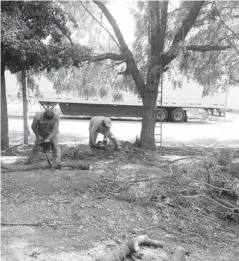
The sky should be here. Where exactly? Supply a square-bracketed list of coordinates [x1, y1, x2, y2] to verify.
[107, 1, 135, 48]
[105, 0, 180, 48]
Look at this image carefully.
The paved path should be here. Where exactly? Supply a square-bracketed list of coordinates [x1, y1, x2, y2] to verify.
[8, 112, 239, 147]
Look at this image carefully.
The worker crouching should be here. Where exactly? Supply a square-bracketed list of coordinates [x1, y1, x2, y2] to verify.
[89, 116, 121, 152]
[25, 109, 61, 168]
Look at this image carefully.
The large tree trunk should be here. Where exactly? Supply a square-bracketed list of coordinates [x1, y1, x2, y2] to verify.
[140, 86, 158, 150]
[139, 2, 165, 150]
[1, 62, 9, 151]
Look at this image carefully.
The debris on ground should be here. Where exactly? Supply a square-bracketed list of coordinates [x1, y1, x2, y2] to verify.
[1, 144, 239, 260]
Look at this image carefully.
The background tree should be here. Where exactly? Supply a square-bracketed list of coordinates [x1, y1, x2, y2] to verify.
[1, 1, 90, 150]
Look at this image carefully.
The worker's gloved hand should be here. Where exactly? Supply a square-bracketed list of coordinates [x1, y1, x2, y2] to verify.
[115, 146, 121, 152]
[44, 138, 51, 143]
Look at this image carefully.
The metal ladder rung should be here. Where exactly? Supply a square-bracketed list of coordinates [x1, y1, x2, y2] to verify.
[155, 70, 163, 147]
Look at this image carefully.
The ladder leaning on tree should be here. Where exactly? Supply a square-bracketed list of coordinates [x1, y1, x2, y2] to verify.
[155, 67, 163, 148]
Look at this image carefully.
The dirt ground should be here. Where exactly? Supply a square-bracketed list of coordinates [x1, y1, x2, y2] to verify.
[1, 144, 239, 261]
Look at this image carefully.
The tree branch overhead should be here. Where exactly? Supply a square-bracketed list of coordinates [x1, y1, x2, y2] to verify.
[163, 1, 205, 66]
[172, 1, 205, 45]
[93, 1, 146, 96]
[84, 53, 125, 62]
[93, 1, 128, 51]
[186, 45, 231, 52]
[79, 1, 120, 48]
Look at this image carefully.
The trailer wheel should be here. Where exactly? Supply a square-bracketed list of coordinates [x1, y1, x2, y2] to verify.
[170, 108, 186, 122]
[156, 108, 168, 122]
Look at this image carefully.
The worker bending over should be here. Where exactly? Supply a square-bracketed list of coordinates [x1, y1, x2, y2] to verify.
[26, 109, 61, 168]
[89, 116, 120, 151]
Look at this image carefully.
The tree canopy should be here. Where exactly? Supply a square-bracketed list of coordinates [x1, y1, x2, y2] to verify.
[43, 1, 135, 101]
[132, 1, 237, 96]
[178, 1, 239, 95]
[1, 1, 91, 73]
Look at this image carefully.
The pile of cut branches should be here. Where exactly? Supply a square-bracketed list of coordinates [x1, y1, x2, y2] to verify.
[88, 148, 239, 245]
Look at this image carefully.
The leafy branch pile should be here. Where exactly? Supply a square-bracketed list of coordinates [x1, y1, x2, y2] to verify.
[88, 147, 239, 245]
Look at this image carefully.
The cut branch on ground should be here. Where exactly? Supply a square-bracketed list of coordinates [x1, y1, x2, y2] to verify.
[1, 161, 92, 172]
[96, 235, 165, 261]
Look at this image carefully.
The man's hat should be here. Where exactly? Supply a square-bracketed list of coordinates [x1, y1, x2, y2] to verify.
[43, 110, 55, 124]
[103, 118, 112, 128]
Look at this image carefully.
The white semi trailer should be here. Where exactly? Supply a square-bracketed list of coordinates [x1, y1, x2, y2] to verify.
[127, 75, 227, 122]
[38, 76, 227, 123]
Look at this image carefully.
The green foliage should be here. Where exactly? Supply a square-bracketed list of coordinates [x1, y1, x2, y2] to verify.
[1, 1, 91, 73]
[33, 0, 137, 100]
[112, 92, 123, 102]
[27, 72, 43, 99]
[131, 2, 149, 82]
[46, 60, 135, 100]
[132, 1, 239, 94]
[16, 71, 43, 100]
[99, 87, 108, 99]
[177, 1, 239, 94]
[48, 64, 104, 98]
